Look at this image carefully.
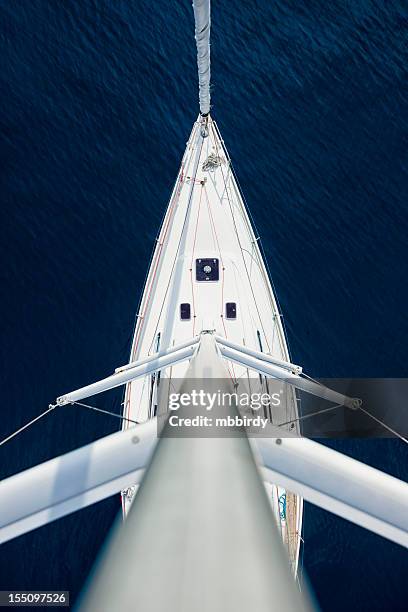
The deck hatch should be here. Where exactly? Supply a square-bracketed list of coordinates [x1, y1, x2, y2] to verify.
[196, 258, 219, 281]
[226, 302, 237, 319]
[180, 303, 191, 320]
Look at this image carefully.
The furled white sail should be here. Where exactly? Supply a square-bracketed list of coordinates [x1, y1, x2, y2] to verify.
[192, 0, 211, 115]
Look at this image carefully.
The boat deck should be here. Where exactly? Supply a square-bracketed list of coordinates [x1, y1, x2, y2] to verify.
[121, 116, 303, 574]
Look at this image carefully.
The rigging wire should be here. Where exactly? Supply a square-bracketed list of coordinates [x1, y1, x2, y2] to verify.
[359, 405, 408, 444]
[277, 400, 408, 444]
[190, 182, 204, 336]
[209, 121, 273, 353]
[1, 394, 407, 448]
[300, 371, 327, 387]
[72, 401, 140, 425]
[0, 400, 141, 449]
[125, 124, 205, 423]
[277, 403, 342, 428]
[0, 404, 58, 447]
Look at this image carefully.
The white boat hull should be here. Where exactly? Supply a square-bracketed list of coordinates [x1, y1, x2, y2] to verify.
[122, 116, 303, 574]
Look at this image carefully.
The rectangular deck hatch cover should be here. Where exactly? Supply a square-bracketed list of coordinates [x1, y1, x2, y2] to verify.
[180, 303, 191, 320]
[226, 302, 237, 319]
[196, 258, 219, 282]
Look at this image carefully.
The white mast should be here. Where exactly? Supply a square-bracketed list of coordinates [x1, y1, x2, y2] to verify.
[193, 0, 211, 115]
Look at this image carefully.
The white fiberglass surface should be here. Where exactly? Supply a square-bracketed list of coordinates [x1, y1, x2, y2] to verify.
[121, 116, 302, 571]
[123, 117, 294, 424]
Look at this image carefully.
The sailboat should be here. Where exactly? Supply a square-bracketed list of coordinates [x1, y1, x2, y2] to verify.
[116, 0, 307, 572]
[119, 108, 305, 572]
[0, 1, 407, 610]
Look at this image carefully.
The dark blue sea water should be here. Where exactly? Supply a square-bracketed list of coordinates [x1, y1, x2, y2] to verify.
[1, 1, 407, 609]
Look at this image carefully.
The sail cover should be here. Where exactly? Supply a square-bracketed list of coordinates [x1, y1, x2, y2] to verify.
[192, 0, 211, 115]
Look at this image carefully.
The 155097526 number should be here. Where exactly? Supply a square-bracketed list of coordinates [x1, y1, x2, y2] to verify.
[0, 591, 69, 607]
